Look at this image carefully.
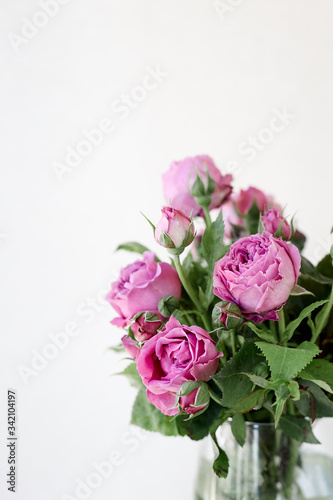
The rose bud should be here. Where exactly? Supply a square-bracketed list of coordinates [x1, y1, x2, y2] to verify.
[261, 209, 291, 240]
[212, 301, 244, 329]
[179, 387, 209, 415]
[162, 155, 232, 217]
[106, 251, 181, 327]
[131, 312, 163, 342]
[213, 232, 301, 323]
[155, 207, 195, 255]
[121, 335, 139, 360]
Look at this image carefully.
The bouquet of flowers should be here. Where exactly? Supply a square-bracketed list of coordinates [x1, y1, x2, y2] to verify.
[107, 155, 333, 498]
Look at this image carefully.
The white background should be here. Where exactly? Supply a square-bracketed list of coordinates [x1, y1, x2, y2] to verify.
[1, 1, 333, 499]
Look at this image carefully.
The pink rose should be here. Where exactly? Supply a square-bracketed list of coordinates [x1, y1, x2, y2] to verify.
[223, 187, 281, 239]
[106, 252, 181, 328]
[136, 316, 222, 416]
[262, 209, 291, 239]
[155, 207, 194, 250]
[213, 232, 301, 323]
[162, 155, 232, 217]
[121, 335, 139, 360]
[235, 186, 272, 216]
[131, 312, 163, 342]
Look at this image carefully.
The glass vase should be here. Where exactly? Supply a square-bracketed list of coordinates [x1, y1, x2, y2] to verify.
[195, 420, 333, 500]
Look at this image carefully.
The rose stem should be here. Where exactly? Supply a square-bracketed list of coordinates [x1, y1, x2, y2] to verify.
[174, 255, 212, 332]
[278, 309, 286, 344]
[311, 285, 333, 343]
[283, 400, 299, 500]
[202, 206, 212, 227]
[230, 330, 237, 355]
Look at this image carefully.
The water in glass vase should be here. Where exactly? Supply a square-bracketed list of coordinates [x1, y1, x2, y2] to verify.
[195, 421, 307, 500]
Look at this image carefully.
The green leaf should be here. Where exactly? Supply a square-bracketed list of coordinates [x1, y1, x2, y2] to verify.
[243, 373, 280, 390]
[213, 446, 229, 478]
[257, 215, 265, 234]
[301, 257, 333, 284]
[282, 300, 328, 342]
[245, 202, 260, 235]
[290, 284, 314, 296]
[195, 384, 210, 407]
[317, 254, 333, 279]
[212, 341, 263, 408]
[158, 295, 180, 318]
[299, 358, 333, 394]
[279, 415, 320, 444]
[231, 413, 246, 447]
[131, 389, 179, 436]
[115, 362, 143, 390]
[296, 380, 333, 419]
[210, 425, 229, 478]
[177, 381, 202, 397]
[313, 289, 333, 339]
[116, 241, 152, 255]
[232, 389, 266, 413]
[107, 343, 124, 353]
[245, 322, 277, 343]
[288, 380, 301, 401]
[198, 286, 209, 310]
[201, 210, 225, 271]
[255, 341, 320, 381]
[177, 400, 222, 441]
[140, 212, 156, 234]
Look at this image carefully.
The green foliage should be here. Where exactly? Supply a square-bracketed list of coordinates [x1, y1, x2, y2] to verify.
[245, 202, 260, 235]
[213, 341, 263, 408]
[158, 295, 180, 317]
[300, 257, 333, 285]
[115, 362, 143, 390]
[131, 389, 179, 436]
[245, 322, 277, 343]
[282, 300, 328, 342]
[116, 241, 152, 255]
[231, 413, 246, 447]
[201, 211, 228, 304]
[255, 341, 320, 381]
[279, 415, 320, 444]
[176, 400, 223, 441]
[299, 358, 333, 393]
[296, 380, 333, 419]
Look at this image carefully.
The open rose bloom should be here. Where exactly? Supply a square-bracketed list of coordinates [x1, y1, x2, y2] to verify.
[213, 232, 301, 322]
[107, 154, 333, 483]
[137, 316, 222, 415]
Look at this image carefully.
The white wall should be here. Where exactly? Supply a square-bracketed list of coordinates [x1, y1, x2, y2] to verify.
[1, 1, 333, 499]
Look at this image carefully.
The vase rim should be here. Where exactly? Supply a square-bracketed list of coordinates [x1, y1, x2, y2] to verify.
[226, 417, 275, 428]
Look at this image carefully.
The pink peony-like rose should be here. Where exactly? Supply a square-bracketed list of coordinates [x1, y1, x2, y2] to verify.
[213, 232, 301, 323]
[121, 335, 139, 360]
[155, 207, 194, 250]
[222, 187, 282, 239]
[162, 155, 232, 217]
[106, 252, 181, 328]
[136, 316, 222, 416]
[262, 209, 291, 239]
